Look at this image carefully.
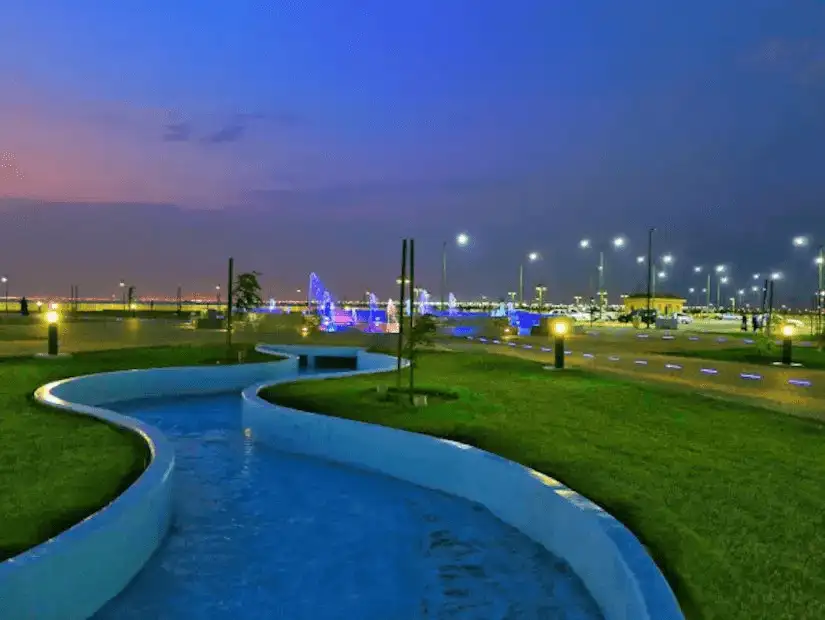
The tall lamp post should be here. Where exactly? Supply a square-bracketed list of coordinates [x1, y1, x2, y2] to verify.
[816, 251, 824, 335]
[580, 236, 625, 311]
[119, 280, 126, 311]
[535, 285, 548, 309]
[646, 227, 655, 327]
[519, 252, 540, 306]
[693, 266, 711, 309]
[442, 232, 469, 311]
[713, 265, 726, 307]
[216, 285, 221, 305]
[1, 276, 7, 313]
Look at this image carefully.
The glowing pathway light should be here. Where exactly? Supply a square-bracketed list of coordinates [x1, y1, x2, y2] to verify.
[781, 323, 795, 365]
[552, 320, 569, 370]
[46, 310, 59, 355]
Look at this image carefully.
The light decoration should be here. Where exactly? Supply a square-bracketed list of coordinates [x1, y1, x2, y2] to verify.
[447, 293, 458, 316]
[386, 299, 399, 333]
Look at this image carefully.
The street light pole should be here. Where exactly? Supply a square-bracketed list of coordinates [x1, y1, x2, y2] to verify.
[706, 274, 711, 309]
[646, 227, 654, 327]
[519, 263, 524, 306]
[817, 246, 824, 335]
[441, 241, 447, 311]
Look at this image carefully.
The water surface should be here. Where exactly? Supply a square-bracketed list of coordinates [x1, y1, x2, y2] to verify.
[96, 388, 602, 619]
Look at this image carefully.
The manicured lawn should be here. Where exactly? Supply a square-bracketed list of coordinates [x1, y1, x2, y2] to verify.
[262, 351, 825, 620]
[667, 343, 825, 370]
[0, 343, 281, 562]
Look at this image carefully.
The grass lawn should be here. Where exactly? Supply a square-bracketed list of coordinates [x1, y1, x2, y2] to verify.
[262, 351, 825, 620]
[0, 343, 281, 562]
[667, 343, 825, 370]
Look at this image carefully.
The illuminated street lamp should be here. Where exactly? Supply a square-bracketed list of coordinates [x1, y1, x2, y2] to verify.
[519, 252, 540, 306]
[579, 236, 625, 309]
[442, 232, 471, 310]
[636, 255, 645, 265]
[792, 235, 809, 248]
[1, 276, 7, 313]
[717, 276, 729, 308]
[215, 285, 221, 305]
[119, 280, 126, 311]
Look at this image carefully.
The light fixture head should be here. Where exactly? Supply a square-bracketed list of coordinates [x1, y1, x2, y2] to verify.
[46, 311, 59, 324]
[456, 232, 470, 246]
[552, 321, 569, 336]
[781, 324, 794, 337]
[579, 239, 590, 249]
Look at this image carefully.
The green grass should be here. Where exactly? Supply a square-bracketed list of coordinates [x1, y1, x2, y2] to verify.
[667, 343, 825, 370]
[261, 351, 825, 620]
[0, 343, 282, 561]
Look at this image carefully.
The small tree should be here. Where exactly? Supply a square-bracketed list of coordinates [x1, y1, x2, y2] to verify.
[233, 271, 263, 313]
[404, 314, 438, 359]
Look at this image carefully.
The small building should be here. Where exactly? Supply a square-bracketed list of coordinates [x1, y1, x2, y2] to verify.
[624, 293, 686, 315]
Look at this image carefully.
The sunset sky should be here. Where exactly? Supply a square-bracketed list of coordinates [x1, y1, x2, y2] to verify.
[1, 1, 824, 303]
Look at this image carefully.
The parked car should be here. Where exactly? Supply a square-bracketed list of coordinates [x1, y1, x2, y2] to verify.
[618, 309, 658, 324]
[675, 312, 693, 324]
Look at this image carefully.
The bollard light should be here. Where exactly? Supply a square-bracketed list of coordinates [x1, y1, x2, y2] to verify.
[553, 320, 569, 369]
[46, 311, 59, 355]
[781, 323, 794, 365]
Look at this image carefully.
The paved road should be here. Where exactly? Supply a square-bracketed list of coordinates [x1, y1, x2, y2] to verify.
[454, 339, 825, 421]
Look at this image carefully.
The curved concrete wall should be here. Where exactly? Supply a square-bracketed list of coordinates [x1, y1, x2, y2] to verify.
[0, 355, 297, 620]
[242, 352, 683, 620]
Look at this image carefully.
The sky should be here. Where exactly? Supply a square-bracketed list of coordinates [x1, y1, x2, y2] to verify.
[1, 1, 825, 305]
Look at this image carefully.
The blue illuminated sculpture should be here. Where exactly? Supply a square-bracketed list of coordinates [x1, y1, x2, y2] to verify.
[418, 289, 432, 315]
[447, 292, 458, 316]
[309, 272, 336, 331]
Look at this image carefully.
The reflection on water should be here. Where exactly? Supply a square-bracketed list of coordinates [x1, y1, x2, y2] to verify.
[96, 390, 602, 619]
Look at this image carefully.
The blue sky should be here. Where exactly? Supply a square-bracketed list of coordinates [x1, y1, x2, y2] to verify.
[1, 1, 824, 302]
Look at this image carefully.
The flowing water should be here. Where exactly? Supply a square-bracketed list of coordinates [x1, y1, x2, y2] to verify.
[95, 382, 603, 619]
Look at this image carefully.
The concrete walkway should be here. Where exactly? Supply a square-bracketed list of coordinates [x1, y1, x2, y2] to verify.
[456, 339, 825, 421]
